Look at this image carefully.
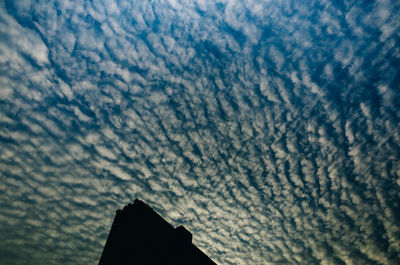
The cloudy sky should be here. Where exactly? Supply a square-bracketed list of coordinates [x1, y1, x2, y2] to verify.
[1, 0, 400, 264]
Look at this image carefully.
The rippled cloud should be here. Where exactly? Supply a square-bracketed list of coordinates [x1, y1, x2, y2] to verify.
[1, 0, 400, 264]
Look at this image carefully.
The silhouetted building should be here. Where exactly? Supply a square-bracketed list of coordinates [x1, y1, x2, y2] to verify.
[99, 199, 218, 265]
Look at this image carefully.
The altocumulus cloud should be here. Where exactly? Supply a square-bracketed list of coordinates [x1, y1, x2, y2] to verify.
[1, 0, 400, 264]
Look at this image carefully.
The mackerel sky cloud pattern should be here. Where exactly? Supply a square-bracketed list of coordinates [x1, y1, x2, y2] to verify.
[1, 0, 400, 264]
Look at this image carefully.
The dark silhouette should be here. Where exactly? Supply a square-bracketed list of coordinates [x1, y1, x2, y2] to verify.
[98, 199, 218, 265]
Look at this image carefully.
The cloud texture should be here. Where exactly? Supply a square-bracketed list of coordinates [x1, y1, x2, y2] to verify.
[1, 0, 400, 264]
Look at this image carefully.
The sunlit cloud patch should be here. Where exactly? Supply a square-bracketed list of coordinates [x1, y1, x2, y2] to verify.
[1, 0, 400, 264]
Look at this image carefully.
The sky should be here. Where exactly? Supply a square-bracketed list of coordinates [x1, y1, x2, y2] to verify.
[0, 0, 400, 264]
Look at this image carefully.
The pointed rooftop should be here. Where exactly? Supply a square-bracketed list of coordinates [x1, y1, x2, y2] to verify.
[99, 199, 217, 265]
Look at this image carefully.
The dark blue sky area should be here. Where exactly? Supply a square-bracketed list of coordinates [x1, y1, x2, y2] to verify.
[1, 0, 400, 264]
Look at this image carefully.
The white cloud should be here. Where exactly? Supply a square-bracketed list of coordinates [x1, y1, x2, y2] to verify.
[1, 0, 400, 265]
